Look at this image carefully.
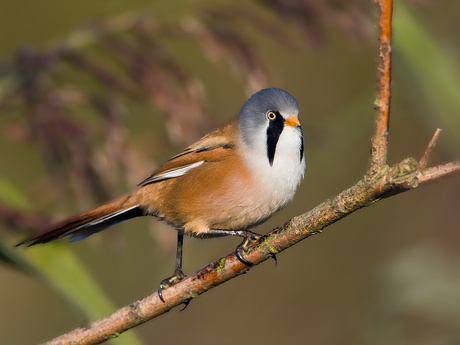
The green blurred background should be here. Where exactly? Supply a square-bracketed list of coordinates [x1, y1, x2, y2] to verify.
[1, 1, 460, 344]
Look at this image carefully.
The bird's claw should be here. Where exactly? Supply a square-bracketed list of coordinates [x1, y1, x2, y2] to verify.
[180, 298, 191, 311]
[235, 234, 261, 266]
[158, 271, 186, 303]
[235, 234, 278, 266]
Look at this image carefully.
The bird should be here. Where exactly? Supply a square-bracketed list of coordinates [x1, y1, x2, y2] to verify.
[17, 88, 306, 301]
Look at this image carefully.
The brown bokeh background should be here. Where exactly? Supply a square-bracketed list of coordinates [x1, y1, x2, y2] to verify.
[1, 1, 460, 344]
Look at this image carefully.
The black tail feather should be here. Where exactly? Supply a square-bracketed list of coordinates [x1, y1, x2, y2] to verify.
[16, 205, 143, 247]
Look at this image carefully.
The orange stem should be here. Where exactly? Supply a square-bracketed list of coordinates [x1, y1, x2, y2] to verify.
[369, 0, 393, 178]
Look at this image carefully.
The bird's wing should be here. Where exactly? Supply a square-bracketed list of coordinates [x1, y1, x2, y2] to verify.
[138, 120, 238, 186]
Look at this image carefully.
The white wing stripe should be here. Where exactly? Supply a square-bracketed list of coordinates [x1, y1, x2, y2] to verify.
[149, 160, 205, 182]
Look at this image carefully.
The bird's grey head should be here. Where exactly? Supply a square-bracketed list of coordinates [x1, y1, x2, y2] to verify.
[239, 88, 302, 165]
[240, 88, 298, 125]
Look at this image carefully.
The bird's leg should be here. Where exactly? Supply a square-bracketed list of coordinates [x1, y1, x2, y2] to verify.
[158, 230, 186, 303]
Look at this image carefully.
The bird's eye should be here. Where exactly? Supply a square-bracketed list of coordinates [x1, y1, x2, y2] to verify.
[267, 111, 276, 120]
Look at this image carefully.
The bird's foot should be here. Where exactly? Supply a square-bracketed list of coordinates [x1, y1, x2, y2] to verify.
[235, 233, 261, 266]
[235, 233, 278, 266]
[158, 270, 186, 303]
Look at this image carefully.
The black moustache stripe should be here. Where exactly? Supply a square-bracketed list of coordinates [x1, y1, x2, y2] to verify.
[266, 113, 285, 166]
[299, 127, 304, 162]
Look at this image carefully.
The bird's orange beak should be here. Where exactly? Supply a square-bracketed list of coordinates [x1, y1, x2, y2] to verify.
[284, 116, 301, 127]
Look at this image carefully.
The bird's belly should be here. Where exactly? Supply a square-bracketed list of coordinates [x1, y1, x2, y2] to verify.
[177, 171, 297, 237]
[153, 152, 303, 238]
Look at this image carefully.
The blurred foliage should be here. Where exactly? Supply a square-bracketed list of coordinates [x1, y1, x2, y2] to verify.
[0, 0, 378, 263]
[0, 0, 459, 345]
[395, 2, 460, 147]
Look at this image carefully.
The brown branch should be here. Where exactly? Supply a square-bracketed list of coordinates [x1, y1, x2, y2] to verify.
[369, 0, 393, 178]
[44, 153, 460, 345]
[418, 161, 460, 185]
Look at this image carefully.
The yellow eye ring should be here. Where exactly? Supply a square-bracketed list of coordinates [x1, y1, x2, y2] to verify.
[267, 111, 276, 120]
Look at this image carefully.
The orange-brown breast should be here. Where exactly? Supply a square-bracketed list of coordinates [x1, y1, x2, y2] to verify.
[130, 115, 277, 237]
[135, 147, 262, 237]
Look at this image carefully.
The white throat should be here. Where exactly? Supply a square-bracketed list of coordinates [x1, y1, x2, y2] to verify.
[239, 125, 305, 213]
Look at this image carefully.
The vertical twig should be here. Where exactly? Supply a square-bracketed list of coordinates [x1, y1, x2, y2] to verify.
[369, 0, 393, 178]
[418, 128, 443, 171]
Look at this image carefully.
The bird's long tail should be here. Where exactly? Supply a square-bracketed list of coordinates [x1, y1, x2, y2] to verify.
[16, 194, 143, 246]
